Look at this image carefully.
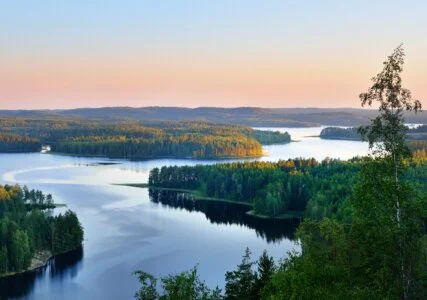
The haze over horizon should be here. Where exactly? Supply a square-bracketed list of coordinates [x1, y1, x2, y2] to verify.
[0, 105, 380, 111]
[1, 1, 426, 110]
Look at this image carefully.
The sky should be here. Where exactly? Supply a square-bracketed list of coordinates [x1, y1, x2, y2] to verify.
[0, 0, 426, 109]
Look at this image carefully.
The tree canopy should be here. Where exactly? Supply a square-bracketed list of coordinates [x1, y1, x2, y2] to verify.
[0, 184, 83, 276]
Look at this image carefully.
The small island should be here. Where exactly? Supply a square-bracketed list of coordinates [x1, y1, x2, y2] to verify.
[319, 126, 362, 141]
[0, 184, 84, 278]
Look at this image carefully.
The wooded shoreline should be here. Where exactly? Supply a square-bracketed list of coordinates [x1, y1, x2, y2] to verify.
[0, 247, 83, 279]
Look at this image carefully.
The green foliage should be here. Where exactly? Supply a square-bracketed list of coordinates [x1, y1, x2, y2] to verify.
[255, 251, 275, 299]
[134, 266, 222, 300]
[0, 184, 83, 275]
[355, 44, 423, 299]
[349, 158, 422, 298]
[134, 271, 159, 300]
[225, 248, 257, 300]
[148, 159, 360, 218]
[134, 250, 279, 300]
[264, 218, 352, 299]
[24, 209, 51, 252]
[9, 230, 31, 272]
[50, 210, 84, 255]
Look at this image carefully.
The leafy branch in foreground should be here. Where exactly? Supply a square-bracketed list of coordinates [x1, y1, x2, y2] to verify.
[134, 266, 222, 300]
[134, 249, 276, 300]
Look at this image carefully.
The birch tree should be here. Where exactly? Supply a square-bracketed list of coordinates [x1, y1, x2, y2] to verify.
[355, 44, 422, 299]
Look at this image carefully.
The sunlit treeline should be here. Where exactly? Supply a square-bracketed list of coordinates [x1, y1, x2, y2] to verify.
[0, 118, 290, 158]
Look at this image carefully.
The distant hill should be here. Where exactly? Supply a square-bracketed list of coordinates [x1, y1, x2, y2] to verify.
[0, 107, 426, 127]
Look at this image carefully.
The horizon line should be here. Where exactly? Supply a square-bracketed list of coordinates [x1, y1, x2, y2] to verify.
[0, 105, 377, 111]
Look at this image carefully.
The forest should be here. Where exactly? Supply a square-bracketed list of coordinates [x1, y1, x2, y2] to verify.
[250, 130, 291, 144]
[134, 46, 427, 299]
[320, 124, 427, 141]
[148, 157, 426, 220]
[0, 184, 84, 276]
[0, 119, 290, 158]
[319, 126, 362, 140]
[0, 134, 41, 153]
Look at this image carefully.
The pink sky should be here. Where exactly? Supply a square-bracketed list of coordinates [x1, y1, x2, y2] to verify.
[1, 1, 426, 109]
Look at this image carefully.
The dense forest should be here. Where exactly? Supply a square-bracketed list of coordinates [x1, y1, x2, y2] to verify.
[135, 46, 427, 299]
[320, 124, 427, 141]
[0, 119, 290, 158]
[148, 157, 426, 220]
[0, 134, 41, 153]
[0, 184, 84, 276]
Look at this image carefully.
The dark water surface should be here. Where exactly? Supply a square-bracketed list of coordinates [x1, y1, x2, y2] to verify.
[0, 127, 369, 299]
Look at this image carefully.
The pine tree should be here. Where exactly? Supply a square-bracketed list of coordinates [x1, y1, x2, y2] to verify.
[224, 247, 257, 300]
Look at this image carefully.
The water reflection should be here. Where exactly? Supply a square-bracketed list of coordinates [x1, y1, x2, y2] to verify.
[49, 247, 84, 280]
[149, 189, 299, 243]
[0, 247, 83, 299]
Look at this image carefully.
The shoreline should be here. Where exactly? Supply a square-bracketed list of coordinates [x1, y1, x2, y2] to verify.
[0, 247, 82, 279]
[319, 136, 362, 141]
[0, 250, 52, 279]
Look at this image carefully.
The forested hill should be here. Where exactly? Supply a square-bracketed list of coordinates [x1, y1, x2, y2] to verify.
[1, 107, 427, 127]
[0, 119, 290, 158]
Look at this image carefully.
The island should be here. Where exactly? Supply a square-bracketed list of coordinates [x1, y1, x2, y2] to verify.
[319, 126, 362, 141]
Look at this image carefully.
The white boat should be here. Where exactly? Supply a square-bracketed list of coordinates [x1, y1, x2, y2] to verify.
[41, 145, 51, 153]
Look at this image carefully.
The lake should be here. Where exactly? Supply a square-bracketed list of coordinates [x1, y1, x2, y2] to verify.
[0, 127, 369, 299]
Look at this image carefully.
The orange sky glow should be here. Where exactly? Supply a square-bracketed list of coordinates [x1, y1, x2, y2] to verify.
[1, 1, 426, 109]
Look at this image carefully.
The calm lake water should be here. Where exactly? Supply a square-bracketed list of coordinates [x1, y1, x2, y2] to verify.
[0, 127, 369, 300]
